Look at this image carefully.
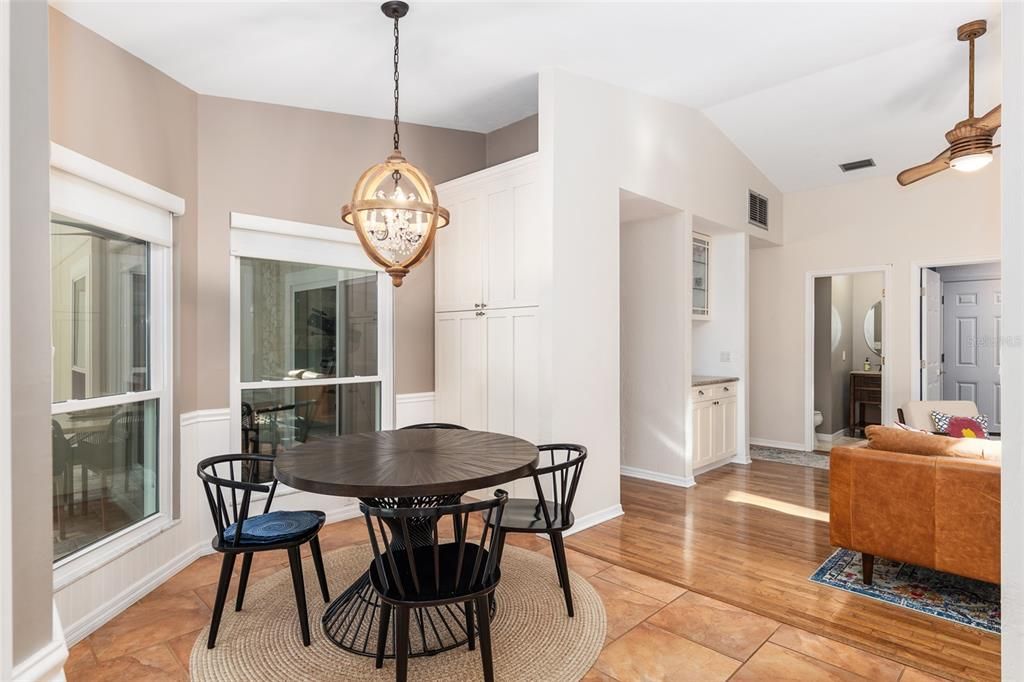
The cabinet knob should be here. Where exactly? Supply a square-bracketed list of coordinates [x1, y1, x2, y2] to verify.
[723, 386, 730, 392]
[698, 390, 705, 396]
[481, 303, 487, 308]
[474, 303, 481, 308]
[476, 311, 485, 317]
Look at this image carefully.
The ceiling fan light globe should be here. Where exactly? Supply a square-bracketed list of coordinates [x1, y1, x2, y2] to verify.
[949, 152, 992, 173]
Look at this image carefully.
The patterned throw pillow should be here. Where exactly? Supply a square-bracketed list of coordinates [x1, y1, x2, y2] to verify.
[931, 410, 989, 438]
[947, 416, 988, 439]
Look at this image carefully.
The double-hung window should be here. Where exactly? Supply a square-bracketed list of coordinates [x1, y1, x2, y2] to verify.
[49, 145, 178, 574]
[230, 213, 394, 465]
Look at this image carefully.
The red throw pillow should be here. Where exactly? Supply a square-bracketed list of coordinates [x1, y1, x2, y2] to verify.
[946, 416, 988, 439]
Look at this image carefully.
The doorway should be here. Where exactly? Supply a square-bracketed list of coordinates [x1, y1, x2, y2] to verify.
[805, 266, 892, 453]
[917, 259, 1001, 434]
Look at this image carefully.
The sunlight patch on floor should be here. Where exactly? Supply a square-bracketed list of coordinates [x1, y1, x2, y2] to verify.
[724, 490, 829, 522]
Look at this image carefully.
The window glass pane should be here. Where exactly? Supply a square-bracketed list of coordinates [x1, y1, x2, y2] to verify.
[241, 382, 380, 455]
[52, 399, 159, 562]
[239, 258, 379, 382]
[51, 215, 150, 402]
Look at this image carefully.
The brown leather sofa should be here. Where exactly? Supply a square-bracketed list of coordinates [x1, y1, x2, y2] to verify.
[830, 435, 1000, 586]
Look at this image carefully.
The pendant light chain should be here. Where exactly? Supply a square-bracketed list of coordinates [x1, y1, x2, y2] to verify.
[392, 15, 401, 151]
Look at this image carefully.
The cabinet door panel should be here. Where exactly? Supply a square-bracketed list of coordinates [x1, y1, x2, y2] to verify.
[435, 195, 483, 312]
[433, 311, 486, 430]
[485, 180, 541, 310]
[485, 307, 540, 443]
[693, 400, 714, 468]
[721, 397, 737, 458]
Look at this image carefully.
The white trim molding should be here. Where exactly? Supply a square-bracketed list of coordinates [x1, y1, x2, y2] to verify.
[620, 466, 696, 488]
[50, 143, 184, 217]
[395, 392, 435, 428]
[10, 603, 68, 682]
[749, 437, 808, 452]
[563, 504, 624, 538]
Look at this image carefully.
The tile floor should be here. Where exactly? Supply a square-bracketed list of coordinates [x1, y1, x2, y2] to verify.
[65, 517, 951, 681]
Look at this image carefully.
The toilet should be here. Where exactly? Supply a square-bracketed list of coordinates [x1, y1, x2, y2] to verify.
[813, 410, 824, 427]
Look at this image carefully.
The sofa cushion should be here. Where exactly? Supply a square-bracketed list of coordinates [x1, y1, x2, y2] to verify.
[864, 425, 1001, 462]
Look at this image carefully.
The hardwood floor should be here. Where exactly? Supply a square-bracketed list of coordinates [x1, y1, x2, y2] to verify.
[567, 461, 1000, 681]
[63, 459, 998, 681]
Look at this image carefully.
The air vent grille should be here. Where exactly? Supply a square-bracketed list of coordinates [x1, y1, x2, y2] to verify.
[748, 190, 768, 230]
[839, 158, 876, 172]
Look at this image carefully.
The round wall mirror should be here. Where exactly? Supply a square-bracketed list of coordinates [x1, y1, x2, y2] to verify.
[863, 301, 882, 356]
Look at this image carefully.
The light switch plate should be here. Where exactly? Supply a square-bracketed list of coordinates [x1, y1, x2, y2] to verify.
[720, 351, 731, 362]
[842, 350, 847, 361]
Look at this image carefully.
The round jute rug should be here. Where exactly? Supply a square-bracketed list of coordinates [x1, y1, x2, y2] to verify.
[190, 544, 606, 681]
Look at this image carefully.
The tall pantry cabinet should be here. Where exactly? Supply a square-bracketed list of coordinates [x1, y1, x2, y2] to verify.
[433, 154, 544, 493]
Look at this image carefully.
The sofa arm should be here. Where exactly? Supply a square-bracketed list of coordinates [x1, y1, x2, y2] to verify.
[934, 457, 1000, 583]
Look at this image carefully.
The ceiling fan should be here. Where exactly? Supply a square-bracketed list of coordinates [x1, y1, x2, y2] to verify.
[897, 19, 1001, 186]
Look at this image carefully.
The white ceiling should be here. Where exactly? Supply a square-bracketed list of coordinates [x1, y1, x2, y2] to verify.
[54, 1, 1002, 192]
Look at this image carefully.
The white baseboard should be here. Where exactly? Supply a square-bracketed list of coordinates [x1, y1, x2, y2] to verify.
[750, 437, 807, 452]
[395, 392, 435, 428]
[564, 504, 624, 537]
[62, 540, 206, 647]
[620, 466, 696, 488]
[12, 604, 68, 682]
[815, 428, 848, 443]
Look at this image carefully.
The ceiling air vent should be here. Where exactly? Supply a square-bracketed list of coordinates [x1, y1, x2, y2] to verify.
[748, 190, 768, 230]
[839, 158, 876, 172]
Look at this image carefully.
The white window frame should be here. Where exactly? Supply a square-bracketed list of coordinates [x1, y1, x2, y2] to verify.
[229, 213, 395, 496]
[49, 143, 182, 589]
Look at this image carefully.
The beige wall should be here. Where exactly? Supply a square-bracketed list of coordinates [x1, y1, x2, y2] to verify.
[485, 114, 538, 167]
[196, 96, 485, 405]
[750, 165, 1001, 446]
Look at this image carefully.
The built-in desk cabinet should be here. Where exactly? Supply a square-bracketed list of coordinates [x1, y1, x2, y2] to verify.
[692, 381, 737, 468]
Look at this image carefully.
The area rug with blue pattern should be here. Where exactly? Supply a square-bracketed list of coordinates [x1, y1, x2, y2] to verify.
[810, 548, 1000, 633]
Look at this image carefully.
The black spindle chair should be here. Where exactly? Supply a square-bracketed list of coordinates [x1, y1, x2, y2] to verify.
[362, 492, 508, 682]
[398, 422, 468, 430]
[197, 454, 330, 648]
[485, 444, 586, 616]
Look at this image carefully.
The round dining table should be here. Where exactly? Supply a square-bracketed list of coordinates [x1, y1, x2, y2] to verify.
[274, 428, 539, 658]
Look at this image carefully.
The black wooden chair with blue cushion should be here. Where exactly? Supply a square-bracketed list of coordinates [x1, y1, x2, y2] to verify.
[197, 454, 330, 648]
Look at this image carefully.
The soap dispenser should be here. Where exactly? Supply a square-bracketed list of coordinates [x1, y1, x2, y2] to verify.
[863, 357, 872, 371]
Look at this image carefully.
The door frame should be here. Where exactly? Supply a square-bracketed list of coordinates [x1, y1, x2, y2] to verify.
[909, 255, 1000, 402]
[804, 265, 893, 452]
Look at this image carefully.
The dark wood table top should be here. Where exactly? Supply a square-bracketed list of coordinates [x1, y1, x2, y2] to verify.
[274, 429, 539, 498]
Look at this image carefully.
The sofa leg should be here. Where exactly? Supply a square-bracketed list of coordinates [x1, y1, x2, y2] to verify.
[862, 553, 874, 585]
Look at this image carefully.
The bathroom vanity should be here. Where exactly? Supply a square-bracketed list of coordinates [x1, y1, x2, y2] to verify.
[692, 376, 739, 469]
[849, 370, 881, 436]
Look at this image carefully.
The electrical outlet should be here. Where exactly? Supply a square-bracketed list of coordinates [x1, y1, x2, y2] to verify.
[720, 351, 731, 362]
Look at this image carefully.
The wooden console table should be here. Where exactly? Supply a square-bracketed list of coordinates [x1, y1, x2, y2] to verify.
[849, 371, 881, 437]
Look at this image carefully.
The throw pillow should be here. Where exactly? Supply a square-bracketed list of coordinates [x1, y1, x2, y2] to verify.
[947, 416, 987, 439]
[931, 410, 989, 437]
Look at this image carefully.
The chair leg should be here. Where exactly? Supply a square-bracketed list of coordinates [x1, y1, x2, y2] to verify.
[551, 532, 575, 617]
[207, 553, 236, 649]
[474, 596, 495, 682]
[862, 553, 875, 586]
[235, 553, 253, 612]
[375, 602, 391, 669]
[287, 546, 311, 646]
[548, 532, 563, 587]
[395, 606, 410, 682]
[310, 535, 331, 603]
[465, 600, 476, 651]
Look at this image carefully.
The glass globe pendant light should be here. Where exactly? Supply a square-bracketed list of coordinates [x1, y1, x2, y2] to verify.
[341, 1, 449, 287]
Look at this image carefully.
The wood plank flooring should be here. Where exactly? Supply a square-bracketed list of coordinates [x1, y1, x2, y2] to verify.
[63, 459, 998, 681]
[566, 461, 1000, 681]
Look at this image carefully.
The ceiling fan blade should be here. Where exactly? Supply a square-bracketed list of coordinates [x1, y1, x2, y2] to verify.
[897, 148, 952, 186]
[977, 103, 1001, 130]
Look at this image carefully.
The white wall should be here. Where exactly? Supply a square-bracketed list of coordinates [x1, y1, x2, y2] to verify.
[749, 166, 1000, 446]
[851, 271, 884, 367]
[539, 68, 781, 518]
[620, 212, 691, 484]
[1001, 0, 1023, 672]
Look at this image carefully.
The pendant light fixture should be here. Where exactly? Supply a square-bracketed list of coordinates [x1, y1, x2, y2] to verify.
[341, 1, 448, 287]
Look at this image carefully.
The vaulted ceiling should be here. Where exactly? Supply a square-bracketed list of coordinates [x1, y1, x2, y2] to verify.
[54, 1, 1002, 192]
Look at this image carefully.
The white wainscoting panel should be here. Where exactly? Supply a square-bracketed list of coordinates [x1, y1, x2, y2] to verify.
[395, 392, 435, 428]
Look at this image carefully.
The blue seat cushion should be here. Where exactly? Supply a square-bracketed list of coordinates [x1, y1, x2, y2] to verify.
[223, 510, 322, 545]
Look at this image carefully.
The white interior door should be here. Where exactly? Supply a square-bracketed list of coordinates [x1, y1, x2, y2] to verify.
[922, 268, 943, 400]
[942, 279, 1001, 430]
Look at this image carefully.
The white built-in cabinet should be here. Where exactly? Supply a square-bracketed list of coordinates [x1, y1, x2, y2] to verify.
[691, 381, 737, 468]
[433, 154, 544, 496]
